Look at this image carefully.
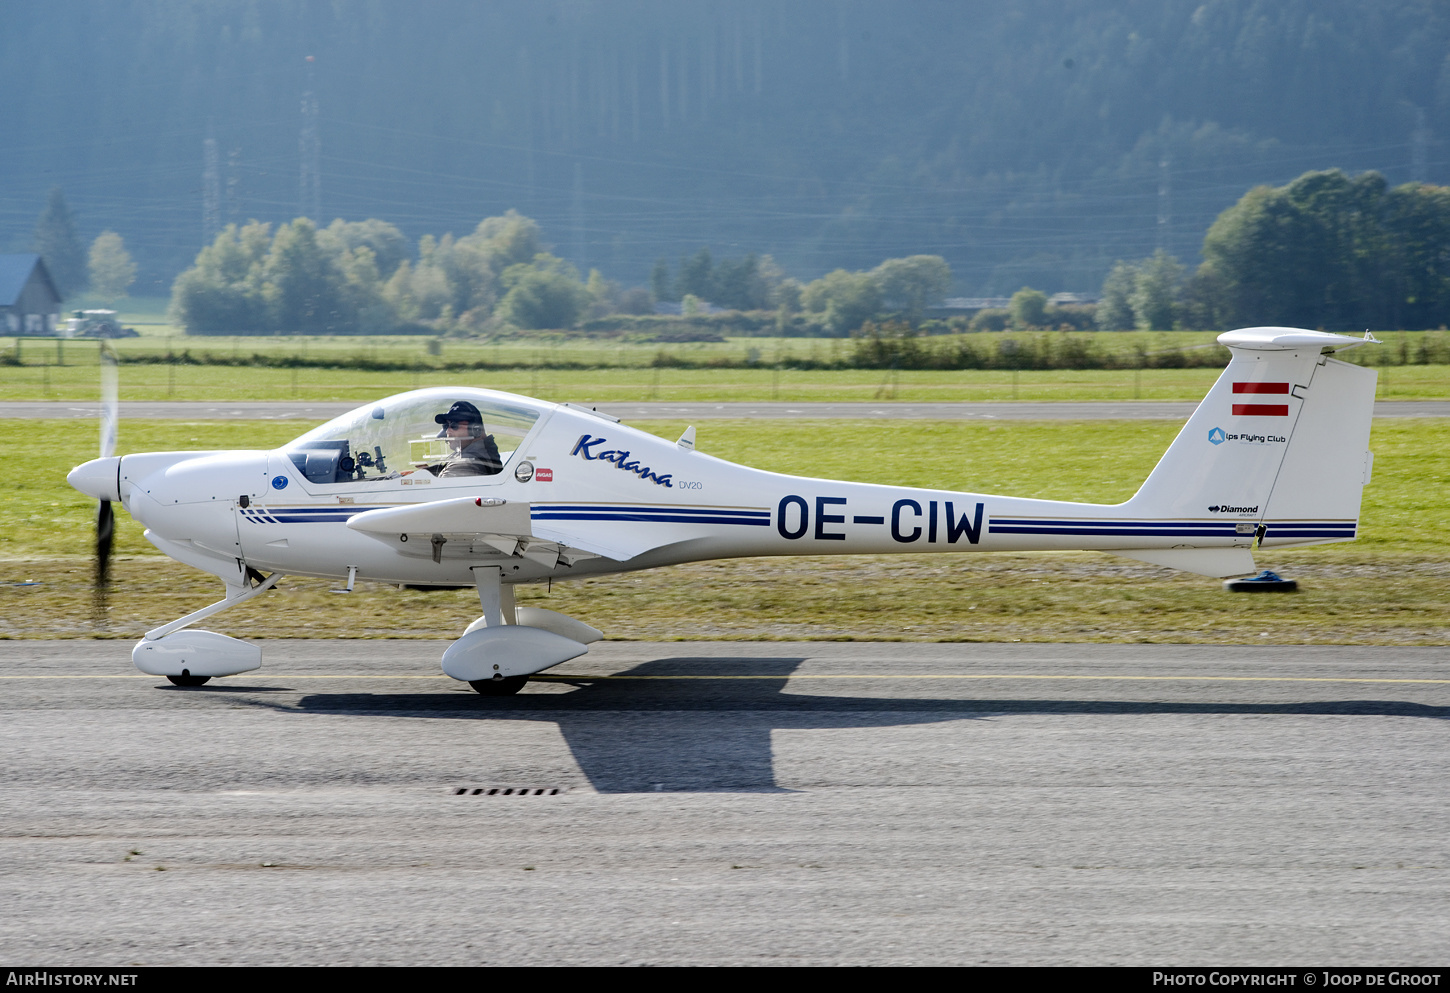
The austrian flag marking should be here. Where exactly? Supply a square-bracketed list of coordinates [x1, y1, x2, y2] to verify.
[1232, 382, 1290, 416]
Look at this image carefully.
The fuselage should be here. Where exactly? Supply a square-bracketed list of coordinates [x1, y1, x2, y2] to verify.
[69, 386, 1277, 590]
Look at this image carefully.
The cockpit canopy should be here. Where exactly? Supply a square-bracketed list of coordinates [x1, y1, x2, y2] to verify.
[282, 388, 543, 484]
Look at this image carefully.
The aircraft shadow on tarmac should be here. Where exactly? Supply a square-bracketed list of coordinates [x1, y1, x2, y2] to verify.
[258, 656, 1450, 795]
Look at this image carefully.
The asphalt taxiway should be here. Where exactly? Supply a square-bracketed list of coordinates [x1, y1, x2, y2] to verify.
[1, 640, 1446, 966]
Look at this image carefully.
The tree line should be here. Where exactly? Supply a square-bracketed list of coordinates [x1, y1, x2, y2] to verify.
[29, 166, 1450, 336]
[1097, 170, 1450, 332]
[168, 209, 957, 336]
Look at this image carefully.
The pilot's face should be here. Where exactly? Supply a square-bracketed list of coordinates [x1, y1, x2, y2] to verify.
[444, 418, 476, 449]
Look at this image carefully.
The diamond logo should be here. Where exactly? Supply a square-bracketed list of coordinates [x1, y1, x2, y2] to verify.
[1207, 427, 1227, 445]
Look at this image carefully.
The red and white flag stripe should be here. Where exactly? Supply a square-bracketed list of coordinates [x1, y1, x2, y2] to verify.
[1232, 382, 1289, 415]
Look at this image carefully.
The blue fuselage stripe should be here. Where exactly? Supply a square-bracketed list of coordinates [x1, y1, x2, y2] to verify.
[990, 526, 1241, 537]
[992, 520, 1238, 529]
[533, 512, 770, 526]
[533, 505, 768, 517]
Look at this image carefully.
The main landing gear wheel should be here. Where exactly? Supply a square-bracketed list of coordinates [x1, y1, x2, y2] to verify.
[166, 672, 212, 687]
[469, 675, 528, 696]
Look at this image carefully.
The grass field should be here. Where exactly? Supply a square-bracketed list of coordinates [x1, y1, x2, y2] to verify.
[2, 416, 1446, 644]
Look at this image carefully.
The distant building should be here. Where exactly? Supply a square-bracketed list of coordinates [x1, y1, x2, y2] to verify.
[1049, 292, 1098, 306]
[0, 255, 62, 334]
[653, 299, 729, 316]
[930, 296, 1012, 317]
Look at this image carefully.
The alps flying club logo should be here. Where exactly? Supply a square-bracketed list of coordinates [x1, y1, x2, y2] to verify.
[1208, 425, 1286, 446]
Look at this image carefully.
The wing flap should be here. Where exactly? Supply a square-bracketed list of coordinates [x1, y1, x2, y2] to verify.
[529, 522, 660, 562]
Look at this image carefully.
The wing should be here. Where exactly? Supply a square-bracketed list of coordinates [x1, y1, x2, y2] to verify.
[344, 496, 658, 563]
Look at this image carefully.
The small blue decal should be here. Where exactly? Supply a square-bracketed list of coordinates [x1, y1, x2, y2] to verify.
[271, 475, 289, 490]
[1207, 427, 1227, 445]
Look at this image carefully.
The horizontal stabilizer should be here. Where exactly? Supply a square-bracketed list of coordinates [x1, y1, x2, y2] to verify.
[1217, 327, 1377, 351]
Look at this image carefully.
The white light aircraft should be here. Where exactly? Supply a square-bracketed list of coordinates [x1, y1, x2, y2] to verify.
[67, 326, 1378, 694]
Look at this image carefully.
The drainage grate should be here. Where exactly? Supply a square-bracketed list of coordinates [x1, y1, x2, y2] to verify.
[454, 787, 563, 796]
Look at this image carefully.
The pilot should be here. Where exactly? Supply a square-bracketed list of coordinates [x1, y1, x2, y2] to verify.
[431, 400, 503, 477]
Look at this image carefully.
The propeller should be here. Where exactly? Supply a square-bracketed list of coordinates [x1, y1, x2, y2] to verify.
[95, 342, 118, 588]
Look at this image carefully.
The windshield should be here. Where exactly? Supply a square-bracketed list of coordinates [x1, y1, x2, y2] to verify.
[283, 389, 542, 485]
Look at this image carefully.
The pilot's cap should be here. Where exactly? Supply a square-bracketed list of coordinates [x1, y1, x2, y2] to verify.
[434, 400, 483, 425]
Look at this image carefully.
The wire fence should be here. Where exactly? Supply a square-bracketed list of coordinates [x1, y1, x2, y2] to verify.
[5, 329, 1448, 372]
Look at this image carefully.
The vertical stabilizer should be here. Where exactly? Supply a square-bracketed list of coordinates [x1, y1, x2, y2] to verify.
[1125, 327, 1376, 550]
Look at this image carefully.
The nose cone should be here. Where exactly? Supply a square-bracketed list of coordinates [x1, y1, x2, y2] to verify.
[68, 456, 122, 502]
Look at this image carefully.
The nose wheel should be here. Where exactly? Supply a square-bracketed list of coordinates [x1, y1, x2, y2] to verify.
[166, 672, 212, 687]
[469, 676, 528, 696]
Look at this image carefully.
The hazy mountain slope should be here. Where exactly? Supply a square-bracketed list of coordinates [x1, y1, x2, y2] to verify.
[2, 0, 1444, 294]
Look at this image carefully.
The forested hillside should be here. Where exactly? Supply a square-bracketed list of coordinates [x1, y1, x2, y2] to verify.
[2, 0, 1447, 296]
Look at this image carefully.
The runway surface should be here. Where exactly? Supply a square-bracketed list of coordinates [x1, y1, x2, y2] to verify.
[2, 640, 1446, 966]
[3, 399, 1448, 420]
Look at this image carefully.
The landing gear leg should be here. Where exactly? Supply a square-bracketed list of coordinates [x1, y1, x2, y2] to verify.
[440, 568, 586, 691]
[465, 567, 527, 694]
[145, 571, 282, 640]
[133, 572, 282, 684]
